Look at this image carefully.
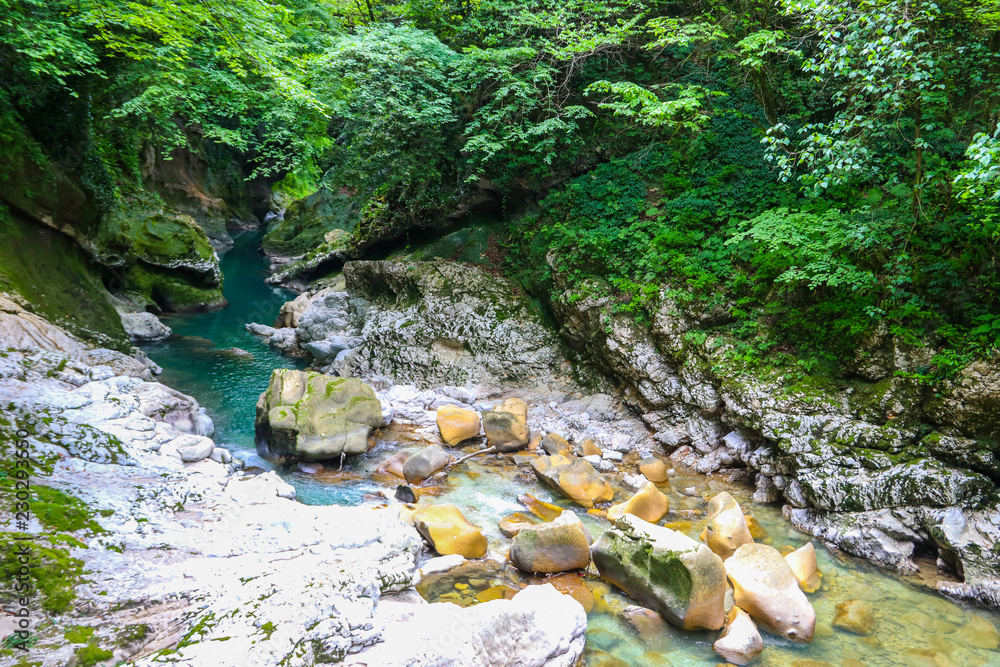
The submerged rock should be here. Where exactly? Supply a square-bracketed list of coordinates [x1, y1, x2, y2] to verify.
[591, 515, 727, 631]
[607, 481, 669, 524]
[713, 606, 764, 665]
[436, 404, 481, 445]
[832, 599, 876, 636]
[530, 455, 614, 508]
[510, 511, 592, 573]
[702, 492, 753, 560]
[402, 444, 452, 485]
[725, 543, 816, 643]
[254, 369, 383, 464]
[484, 398, 530, 452]
[412, 504, 488, 559]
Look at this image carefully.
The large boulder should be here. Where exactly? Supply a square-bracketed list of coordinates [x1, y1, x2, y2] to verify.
[402, 444, 452, 485]
[701, 492, 753, 560]
[437, 404, 481, 445]
[412, 504, 488, 558]
[591, 515, 727, 631]
[607, 481, 669, 523]
[530, 455, 614, 508]
[725, 543, 816, 643]
[254, 369, 382, 464]
[484, 398, 530, 452]
[510, 512, 592, 573]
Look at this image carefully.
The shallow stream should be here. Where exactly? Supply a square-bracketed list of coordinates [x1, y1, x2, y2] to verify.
[143, 229, 1000, 667]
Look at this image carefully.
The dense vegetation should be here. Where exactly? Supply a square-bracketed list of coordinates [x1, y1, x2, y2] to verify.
[4, 0, 1000, 376]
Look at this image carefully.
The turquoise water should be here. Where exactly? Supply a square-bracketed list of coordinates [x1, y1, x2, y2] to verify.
[141, 229, 1000, 666]
[143, 230, 307, 465]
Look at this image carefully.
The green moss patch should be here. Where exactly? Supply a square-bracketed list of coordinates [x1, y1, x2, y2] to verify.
[0, 533, 84, 614]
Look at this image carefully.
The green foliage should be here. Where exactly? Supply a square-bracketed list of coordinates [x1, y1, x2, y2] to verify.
[73, 642, 113, 667]
[0, 534, 84, 614]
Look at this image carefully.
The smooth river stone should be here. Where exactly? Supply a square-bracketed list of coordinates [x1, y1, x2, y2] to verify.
[607, 481, 669, 523]
[540, 433, 571, 455]
[713, 606, 764, 665]
[637, 457, 669, 483]
[412, 504, 488, 559]
[402, 443, 452, 485]
[436, 404, 481, 445]
[785, 542, 822, 592]
[725, 543, 816, 643]
[530, 455, 614, 508]
[701, 492, 753, 560]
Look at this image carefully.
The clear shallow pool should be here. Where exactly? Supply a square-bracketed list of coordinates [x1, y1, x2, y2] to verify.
[140, 229, 1000, 667]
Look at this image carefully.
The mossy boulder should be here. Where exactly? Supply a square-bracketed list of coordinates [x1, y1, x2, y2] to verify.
[254, 369, 383, 464]
[591, 515, 727, 631]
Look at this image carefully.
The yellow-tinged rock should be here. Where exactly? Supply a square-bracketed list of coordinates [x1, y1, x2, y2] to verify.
[637, 457, 669, 484]
[725, 543, 816, 643]
[436, 404, 481, 445]
[607, 481, 669, 523]
[498, 512, 537, 538]
[412, 504, 488, 558]
[833, 599, 876, 636]
[518, 493, 564, 521]
[713, 606, 764, 666]
[785, 542, 822, 593]
[546, 573, 596, 612]
[540, 433, 571, 455]
[530, 454, 614, 508]
[581, 438, 603, 456]
[703, 492, 753, 560]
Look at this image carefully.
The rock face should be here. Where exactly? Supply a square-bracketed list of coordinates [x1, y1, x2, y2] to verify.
[607, 481, 669, 523]
[702, 492, 753, 560]
[290, 261, 597, 391]
[436, 404, 481, 445]
[484, 398, 530, 452]
[530, 455, 615, 508]
[412, 504, 488, 559]
[402, 444, 452, 485]
[548, 271, 1000, 604]
[725, 543, 816, 643]
[591, 515, 727, 631]
[510, 512, 592, 573]
[254, 369, 383, 464]
[347, 584, 588, 667]
[713, 607, 764, 665]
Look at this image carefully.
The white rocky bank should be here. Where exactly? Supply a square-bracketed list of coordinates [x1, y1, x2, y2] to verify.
[0, 345, 586, 666]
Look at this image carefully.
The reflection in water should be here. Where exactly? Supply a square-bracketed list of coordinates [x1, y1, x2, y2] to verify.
[140, 229, 1000, 667]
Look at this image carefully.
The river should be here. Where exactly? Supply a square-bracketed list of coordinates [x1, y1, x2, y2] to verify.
[142, 228, 1000, 667]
